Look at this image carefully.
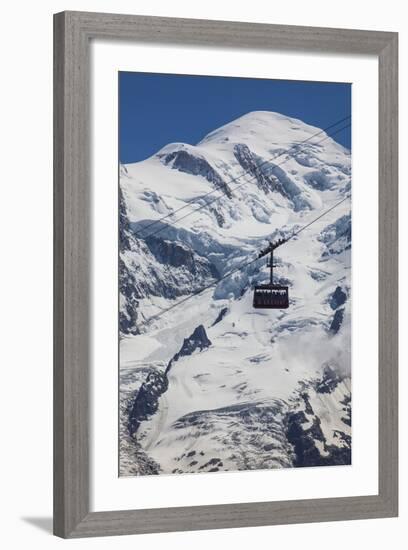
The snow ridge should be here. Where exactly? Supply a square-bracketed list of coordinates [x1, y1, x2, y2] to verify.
[119, 110, 351, 475]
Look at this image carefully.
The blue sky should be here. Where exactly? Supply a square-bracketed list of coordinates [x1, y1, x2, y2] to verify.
[119, 72, 351, 164]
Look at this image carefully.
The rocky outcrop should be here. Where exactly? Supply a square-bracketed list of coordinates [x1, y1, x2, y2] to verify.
[128, 370, 168, 436]
[330, 286, 348, 310]
[145, 236, 219, 278]
[119, 257, 140, 335]
[286, 411, 351, 467]
[319, 214, 351, 257]
[119, 188, 140, 335]
[233, 143, 310, 211]
[166, 325, 212, 373]
[233, 143, 277, 194]
[285, 369, 351, 467]
[330, 307, 345, 334]
[211, 307, 228, 326]
[119, 233, 219, 335]
[128, 325, 212, 438]
[164, 149, 232, 197]
[315, 365, 342, 393]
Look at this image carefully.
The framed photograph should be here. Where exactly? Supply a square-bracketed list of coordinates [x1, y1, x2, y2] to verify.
[54, 11, 398, 538]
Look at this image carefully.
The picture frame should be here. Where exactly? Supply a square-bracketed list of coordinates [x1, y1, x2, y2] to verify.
[53, 10, 398, 538]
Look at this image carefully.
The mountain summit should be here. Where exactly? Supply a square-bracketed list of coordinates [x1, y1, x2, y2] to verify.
[119, 111, 352, 476]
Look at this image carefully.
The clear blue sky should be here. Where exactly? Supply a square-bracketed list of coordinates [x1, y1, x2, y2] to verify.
[119, 72, 351, 164]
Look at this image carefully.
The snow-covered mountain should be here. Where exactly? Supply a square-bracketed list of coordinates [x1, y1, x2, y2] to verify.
[119, 111, 352, 476]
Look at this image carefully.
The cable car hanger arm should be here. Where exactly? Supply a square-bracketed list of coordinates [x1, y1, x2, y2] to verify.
[257, 237, 288, 259]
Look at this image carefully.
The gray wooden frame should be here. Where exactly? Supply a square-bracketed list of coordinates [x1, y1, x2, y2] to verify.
[53, 10, 398, 538]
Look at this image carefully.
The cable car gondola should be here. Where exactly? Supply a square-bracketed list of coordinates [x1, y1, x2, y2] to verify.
[253, 284, 289, 309]
[253, 238, 289, 309]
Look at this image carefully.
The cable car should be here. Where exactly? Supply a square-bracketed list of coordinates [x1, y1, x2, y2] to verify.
[253, 238, 289, 309]
[253, 284, 289, 309]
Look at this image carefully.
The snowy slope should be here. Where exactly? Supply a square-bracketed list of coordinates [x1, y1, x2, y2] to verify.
[119, 111, 352, 476]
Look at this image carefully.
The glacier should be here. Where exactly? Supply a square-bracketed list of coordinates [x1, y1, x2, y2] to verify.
[119, 111, 352, 476]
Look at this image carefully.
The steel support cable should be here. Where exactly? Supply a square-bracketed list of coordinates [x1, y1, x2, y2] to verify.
[135, 115, 351, 239]
[137, 193, 351, 330]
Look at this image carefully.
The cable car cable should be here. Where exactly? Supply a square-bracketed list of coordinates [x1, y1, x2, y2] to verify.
[136, 114, 350, 237]
[137, 123, 350, 244]
[137, 194, 350, 330]
[252, 193, 351, 308]
[137, 123, 350, 243]
[135, 116, 351, 240]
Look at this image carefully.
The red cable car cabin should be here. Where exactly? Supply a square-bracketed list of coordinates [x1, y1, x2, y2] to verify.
[253, 238, 289, 310]
[253, 284, 289, 309]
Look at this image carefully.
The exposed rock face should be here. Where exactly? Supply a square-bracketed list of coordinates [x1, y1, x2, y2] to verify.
[119, 258, 140, 335]
[145, 236, 219, 278]
[119, 366, 162, 475]
[167, 325, 212, 372]
[330, 286, 348, 310]
[119, 186, 131, 249]
[127, 325, 212, 440]
[233, 143, 276, 194]
[233, 143, 309, 211]
[330, 307, 345, 334]
[286, 412, 351, 467]
[164, 149, 232, 197]
[128, 370, 168, 436]
[285, 368, 351, 468]
[119, 234, 219, 335]
[319, 214, 351, 257]
[315, 365, 342, 394]
[211, 307, 228, 326]
[119, 437, 161, 476]
[119, 188, 140, 335]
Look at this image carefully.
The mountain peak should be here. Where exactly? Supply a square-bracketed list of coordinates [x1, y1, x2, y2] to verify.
[198, 110, 321, 149]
